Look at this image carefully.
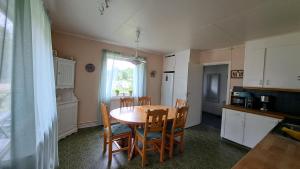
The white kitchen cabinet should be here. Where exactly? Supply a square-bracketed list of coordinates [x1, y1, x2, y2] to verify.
[56, 57, 76, 89]
[243, 32, 300, 89]
[163, 55, 176, 72]
[162, 49, 202, 128]
[57, 100, 78, 140]
[264, 45, 300, 89]
[243, 113, 280, 148]
[173, 49, 190, 104]
[223, 109, 245, 145]
[243, 48, 265, 87]
[221, 108, 282, 148]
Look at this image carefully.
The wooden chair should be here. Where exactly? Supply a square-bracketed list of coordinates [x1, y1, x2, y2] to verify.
[165, 106, 188, 158]
[175, 99, 187, 108]
[134, 109, 168, 167]
[120, 97, 135, 108]
[101, 103, 132, 161]
[138, 96, 151, 106]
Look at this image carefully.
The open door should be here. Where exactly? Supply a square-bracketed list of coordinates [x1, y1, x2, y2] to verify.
[186, 63, 203, 128]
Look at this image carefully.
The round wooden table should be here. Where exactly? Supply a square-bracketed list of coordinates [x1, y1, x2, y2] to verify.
[110, 105, 177, 124]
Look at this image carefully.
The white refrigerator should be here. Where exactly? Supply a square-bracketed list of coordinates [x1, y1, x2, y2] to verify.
[161, 72, 174, 106]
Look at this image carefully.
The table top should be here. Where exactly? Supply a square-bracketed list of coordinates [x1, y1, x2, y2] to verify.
[110, 105, 177, 124]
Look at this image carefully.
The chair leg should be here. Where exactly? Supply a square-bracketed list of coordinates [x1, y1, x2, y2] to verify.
[127, 135, 132, 161]
[108, 141, 112, 161]
[141, 142, 147, 167]
[179, 134, 184, 153]
[169, 135, 174, 159]
[160, 138, 165, 163]
[103, 132, 107, 153]
[134, 134, 138, 156]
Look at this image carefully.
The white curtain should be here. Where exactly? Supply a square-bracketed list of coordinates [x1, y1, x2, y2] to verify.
[0, 0, 58, 168]
[98, 50, 147, 124]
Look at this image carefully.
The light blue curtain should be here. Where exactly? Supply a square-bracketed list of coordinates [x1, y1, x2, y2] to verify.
[133, 62, 147, 97]
[99, 50, 121, 105]
[0, 0, 58, 168]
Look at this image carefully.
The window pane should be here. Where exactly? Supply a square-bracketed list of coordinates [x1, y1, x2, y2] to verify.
[0, 1, 14, 162]
[108, 59, 135, 96]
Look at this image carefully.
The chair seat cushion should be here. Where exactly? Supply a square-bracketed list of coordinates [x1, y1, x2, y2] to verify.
[111, 124, 131, 136]
[136, 128, 162, 140]
[166, 121, 184, 133]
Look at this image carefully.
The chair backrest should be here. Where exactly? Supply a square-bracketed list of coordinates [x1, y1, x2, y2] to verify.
[101, 103, 112, 136]
[138, 96, 151, 106]
[172, 106, 188, 132]
[175, 99, 187, 108]
[120, 97, 134, 108]
[144, 109, 168, 137]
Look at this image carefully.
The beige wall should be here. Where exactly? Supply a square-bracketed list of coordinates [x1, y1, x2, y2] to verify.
[191, 45, 245, 91]
[52, 31, 163, 126]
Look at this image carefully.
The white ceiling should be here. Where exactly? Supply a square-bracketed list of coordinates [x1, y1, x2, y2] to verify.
[44, 0, 300, 54]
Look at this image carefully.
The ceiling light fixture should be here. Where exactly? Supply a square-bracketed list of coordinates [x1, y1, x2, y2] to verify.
[134, 29, 146, 64]
[98, 0, 111, 15]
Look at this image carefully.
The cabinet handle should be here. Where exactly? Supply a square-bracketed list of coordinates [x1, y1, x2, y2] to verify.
[266, 80, 270, 85]
[259, 80, 263, 85]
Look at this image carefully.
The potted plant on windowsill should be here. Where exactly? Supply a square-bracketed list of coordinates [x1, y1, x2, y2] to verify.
[115, 89, 120, 96]
[129, 90, 133, 96]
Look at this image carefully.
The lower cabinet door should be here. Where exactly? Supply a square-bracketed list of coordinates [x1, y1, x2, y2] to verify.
[58, 101, 78, 139]
[243, 113, 280, 148]
[223, 109, 245, 144]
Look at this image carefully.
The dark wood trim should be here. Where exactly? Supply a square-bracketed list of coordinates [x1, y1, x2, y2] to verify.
[223, 105, 285, 119]
[243, 86, 300, 93]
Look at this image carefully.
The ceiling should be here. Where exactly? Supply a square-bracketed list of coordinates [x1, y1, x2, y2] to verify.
[44, 0, 300, 54]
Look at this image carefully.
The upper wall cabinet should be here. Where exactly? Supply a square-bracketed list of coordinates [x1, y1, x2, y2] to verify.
[243, 32, 300, 89]
[54, 57, 76, 89]
[264, 45, 300, 89]
[163, 55, 176, 72]
[243, 48, 265, 87]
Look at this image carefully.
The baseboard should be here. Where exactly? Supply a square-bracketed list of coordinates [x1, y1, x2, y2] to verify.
[58, 128, 78, 140]
[77, 121, 101, 129]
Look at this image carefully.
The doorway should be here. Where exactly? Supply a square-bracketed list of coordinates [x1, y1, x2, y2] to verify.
[202, 64, 229, 129]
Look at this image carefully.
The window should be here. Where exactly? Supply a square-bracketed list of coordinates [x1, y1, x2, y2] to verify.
[0, 1, 14, 162]
[99, 50, 147, 103]
[107, 59, 135, 96]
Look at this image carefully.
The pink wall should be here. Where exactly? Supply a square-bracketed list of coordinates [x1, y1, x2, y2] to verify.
[191, 45, 245, 91]
[52, 31, 163, 127]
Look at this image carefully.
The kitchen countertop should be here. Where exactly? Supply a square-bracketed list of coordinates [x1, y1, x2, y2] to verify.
[223, 105, 285, 119]
[232, 133, 300, 169]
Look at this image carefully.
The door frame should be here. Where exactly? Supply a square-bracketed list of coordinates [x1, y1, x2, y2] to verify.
[201, 61, 231, 105]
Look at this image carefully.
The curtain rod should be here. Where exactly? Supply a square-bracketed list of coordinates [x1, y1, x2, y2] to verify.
[102, 49, 147, 60]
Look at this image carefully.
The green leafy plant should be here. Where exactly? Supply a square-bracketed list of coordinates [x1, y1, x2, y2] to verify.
[129, 90, 133, 96]
[115, 89, 120, 96]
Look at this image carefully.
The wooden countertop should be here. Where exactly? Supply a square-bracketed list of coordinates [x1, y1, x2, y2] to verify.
[223, 105, 285, 119]
[232, 134, 300, 169]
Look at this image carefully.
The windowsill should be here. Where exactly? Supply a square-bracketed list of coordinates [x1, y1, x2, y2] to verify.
[111, 95, 134, 100]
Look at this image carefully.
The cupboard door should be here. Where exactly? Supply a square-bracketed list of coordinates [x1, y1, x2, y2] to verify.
[243, 113, 280, 148]
[57, 58, 76, 89]
[58, 102, 78, 139]
[163, 55, 175, 72]
[243, 48, 265, 87]
[264, 44, 300, 89]
[173, 50, 190, 104]
[223, 109, 245, 144]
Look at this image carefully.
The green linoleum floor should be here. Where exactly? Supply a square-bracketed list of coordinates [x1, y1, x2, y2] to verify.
[58, 125, 249, 169]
